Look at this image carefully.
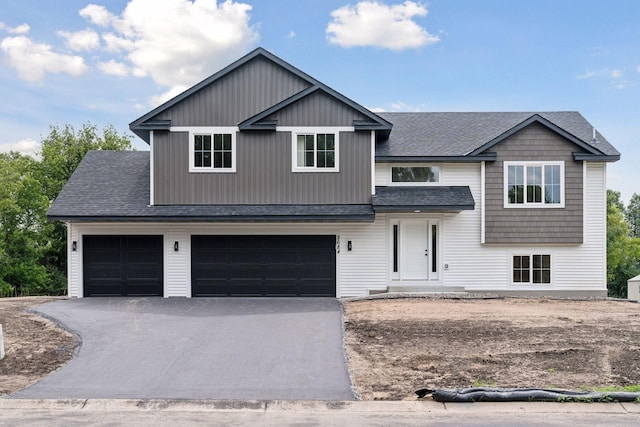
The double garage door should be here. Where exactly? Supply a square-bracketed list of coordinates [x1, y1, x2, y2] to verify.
[83, 235, 336, 297]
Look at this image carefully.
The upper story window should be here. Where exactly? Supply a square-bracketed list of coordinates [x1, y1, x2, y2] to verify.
[504, 161, 564, 208]
[188, 128, 236, 173]
[391, 166, 440, 185]
[292, 131, 339, 172]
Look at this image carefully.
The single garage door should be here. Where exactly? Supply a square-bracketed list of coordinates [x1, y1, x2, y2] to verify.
[191, 235, 336, 297]
[83, 235, 163, 297]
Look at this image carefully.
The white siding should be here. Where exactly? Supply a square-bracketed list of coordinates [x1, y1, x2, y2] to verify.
[67, 223, 82, 297]
[64, 162, 607, 297]
[375, 163, 388, 186]
[165, 230, 189, 297]
[66, 221, 389, 299]
[443, 162, 607, 292]
[439, 163, 500, 287]
[338, 215, 388, 297]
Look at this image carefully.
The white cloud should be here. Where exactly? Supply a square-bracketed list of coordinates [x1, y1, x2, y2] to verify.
[326, 1, 439, 50]
[102, 32, 136, 52]
[0, 22, 31, 34]
[287, 30, 296, 39]
[97, 59, 130, 77]
[150, 85, 190, 106]
[576, 68, 630, 90]
[637, 65, 640, 73]
[78, 0, 258, 105]
[0, 36, 88, 82]
[0, 138, 40, 158]
[57, 28, 100, 51]
[367, 101, 429, 112]
[576, 71, 598, 80]
[79, 4, 118, 28]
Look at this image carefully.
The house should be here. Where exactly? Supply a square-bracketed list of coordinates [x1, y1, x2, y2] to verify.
[48, 47, 620, 298]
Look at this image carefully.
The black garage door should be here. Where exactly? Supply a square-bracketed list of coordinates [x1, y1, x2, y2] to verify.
[191, 235, 336, 297]
[83, 235, 163, 297]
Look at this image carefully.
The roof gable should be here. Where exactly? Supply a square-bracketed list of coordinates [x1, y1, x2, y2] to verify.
[130, 47, 391, 142]
[375, 111, 620, 161]
[467, 114, 605, 157]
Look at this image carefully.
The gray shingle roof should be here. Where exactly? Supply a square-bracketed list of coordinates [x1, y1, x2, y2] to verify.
[47, 151, 374, 222]
[372, 186, 475, 212]
[376, 111, 620, 158]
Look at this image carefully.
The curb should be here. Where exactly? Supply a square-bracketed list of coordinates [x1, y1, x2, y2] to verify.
[0, 399, 637, 414]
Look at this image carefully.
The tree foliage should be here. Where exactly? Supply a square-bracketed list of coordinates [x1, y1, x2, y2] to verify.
[0, 123, 132, 296]
[626, 193, 640, 238]
[607, 190, 640, 298]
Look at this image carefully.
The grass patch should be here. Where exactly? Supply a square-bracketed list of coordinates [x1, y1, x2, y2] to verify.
[585, 385, 640, 393]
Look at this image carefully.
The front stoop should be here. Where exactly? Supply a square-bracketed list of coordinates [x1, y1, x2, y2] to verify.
[385, 285, 467, 293]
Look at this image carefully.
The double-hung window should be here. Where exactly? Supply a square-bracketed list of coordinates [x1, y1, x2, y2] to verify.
[513, 255, 551, 284]
[189, 128, 236, 172]
[504, 161, 564, 207]
[293, 132, 338, 171]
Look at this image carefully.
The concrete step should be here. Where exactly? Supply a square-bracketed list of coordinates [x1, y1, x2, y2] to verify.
[385, 285, 467, 293]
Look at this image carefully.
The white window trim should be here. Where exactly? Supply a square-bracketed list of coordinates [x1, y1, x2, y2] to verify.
[510, 253, 553, 285]
[503, 161, 565, 208]
[171, 126, 238, 173]
[388, 163, 442, 186]
[283, 127, 348, 173]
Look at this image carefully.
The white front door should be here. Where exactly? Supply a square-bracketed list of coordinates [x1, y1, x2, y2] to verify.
[393, 219, 439, 282]
[400, 221, 430, 279]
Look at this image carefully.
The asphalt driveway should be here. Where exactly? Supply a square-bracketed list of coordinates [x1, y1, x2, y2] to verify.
[9, 298, 356, 400]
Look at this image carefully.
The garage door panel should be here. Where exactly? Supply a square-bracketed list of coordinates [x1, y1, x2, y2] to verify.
[126, 280, 164, 296]
[126, 250, 162, 264]
[126, 267, 162, 280]
[84, 250, 122, 264]
[192, 235, 336, 297]
[86, 281, 124, 296]
[84, 235, 163, 297]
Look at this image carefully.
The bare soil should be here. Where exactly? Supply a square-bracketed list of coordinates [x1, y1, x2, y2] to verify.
[343, 297, 640, 400]
[0, 297, 78, 396]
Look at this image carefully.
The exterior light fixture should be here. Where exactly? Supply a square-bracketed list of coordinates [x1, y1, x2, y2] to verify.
[72, 241, 77, 251]
[174, 241, 179, 251]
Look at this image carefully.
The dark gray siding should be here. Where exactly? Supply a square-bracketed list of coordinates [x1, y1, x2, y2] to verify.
[152, 57, 311, 126]
[485, 122, 584, 244]
[153, 131, 371, 205]
[268, 91, 368, 126]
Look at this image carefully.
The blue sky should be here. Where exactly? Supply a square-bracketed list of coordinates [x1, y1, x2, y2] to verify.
[1, 0, 638, 201]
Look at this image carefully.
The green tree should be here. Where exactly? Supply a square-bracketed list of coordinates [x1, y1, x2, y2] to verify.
[0, 123, 133, 297]
[0, 153, 50, 295]
[626, 193, 640, 238]
[39, 123, 133, 199]
[607, 190, 640, 298]
[37, 123, 133, 294]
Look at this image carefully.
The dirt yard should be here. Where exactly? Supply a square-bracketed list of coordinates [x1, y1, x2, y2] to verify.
[0, 298, 77, 396]
[2, 296, 640, 401]
[343, 297, 640, 400]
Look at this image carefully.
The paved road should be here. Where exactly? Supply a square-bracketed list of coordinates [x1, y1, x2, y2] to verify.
[9, 298, 355, 400]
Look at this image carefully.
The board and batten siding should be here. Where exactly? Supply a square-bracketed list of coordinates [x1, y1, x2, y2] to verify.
[484, 122, 584, 243]
[151, 56, 310, 127]
[153, 130, 372, 205]
[267, 91, 368, 126]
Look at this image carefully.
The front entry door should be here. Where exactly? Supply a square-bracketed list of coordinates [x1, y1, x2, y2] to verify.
[394, 220, 439, 281]
[400, 221, 430, 279]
